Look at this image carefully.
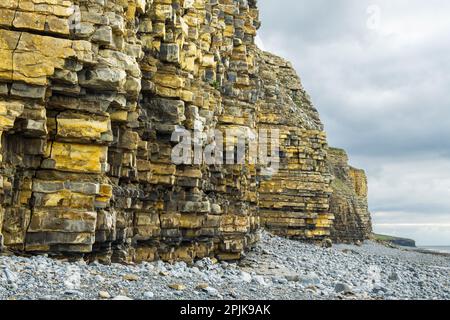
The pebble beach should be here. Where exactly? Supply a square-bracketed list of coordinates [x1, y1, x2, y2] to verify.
[1, 231, 448, 301]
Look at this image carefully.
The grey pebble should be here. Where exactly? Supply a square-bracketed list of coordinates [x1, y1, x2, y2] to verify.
[0, 231, 448, 300]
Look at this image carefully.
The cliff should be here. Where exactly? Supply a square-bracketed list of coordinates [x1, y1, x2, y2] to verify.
[0, 0, 371, 262]
[373, 234, 416, 247]
[257, 51, 333, 240]
[328, 148, 372, 242]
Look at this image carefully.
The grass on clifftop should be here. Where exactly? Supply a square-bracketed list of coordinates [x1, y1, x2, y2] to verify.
[373, 234, 399, 241]
[373, 234, 416, 246]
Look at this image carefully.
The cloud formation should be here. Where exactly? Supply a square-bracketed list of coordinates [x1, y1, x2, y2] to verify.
[258, 0, 450, 245]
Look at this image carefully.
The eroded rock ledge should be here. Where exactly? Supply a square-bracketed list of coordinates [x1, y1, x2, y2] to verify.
[0, 0, 371, 263]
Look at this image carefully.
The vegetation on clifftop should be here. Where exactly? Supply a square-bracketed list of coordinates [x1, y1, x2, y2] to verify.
[373, 234, 416, 247]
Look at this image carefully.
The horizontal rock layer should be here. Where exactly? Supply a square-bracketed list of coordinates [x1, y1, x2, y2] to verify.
[328, 148, 372, 243]
[0, 0, 372, 262]
[257, 51, 333, 240]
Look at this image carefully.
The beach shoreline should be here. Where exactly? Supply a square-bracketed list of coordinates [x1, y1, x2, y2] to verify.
[1, 231, 449, 300]
[409, 247, 450, 257]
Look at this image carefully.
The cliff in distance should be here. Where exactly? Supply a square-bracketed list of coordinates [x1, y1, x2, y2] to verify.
[328, 148, 372, 243]
[0, 0, 372, 263]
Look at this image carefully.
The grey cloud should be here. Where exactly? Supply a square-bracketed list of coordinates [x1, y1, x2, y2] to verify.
[257, 0, 450, 244]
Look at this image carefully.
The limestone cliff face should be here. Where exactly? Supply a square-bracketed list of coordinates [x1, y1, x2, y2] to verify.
[256, 51, 333, 240]
[328, 148, 372, 242]
[0, 0, 261, 262]
[0, 0, 371, 262]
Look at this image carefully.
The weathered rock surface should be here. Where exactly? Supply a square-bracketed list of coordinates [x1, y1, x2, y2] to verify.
[257, 51, 333, 240]
[328, 148, 372, 242]
[0, 0, 372, 262]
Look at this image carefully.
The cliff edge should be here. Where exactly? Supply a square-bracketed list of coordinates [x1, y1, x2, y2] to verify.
[0, 0, 372, 262]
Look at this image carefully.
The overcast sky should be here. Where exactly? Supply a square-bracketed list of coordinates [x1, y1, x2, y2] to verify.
[257, 0, 450, 245]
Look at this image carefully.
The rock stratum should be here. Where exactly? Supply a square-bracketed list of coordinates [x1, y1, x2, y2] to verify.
[328, 148, 372, 243]
[0, 0, 372, 263]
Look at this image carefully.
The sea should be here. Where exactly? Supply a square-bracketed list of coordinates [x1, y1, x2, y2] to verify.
[418, 246, 450, 254]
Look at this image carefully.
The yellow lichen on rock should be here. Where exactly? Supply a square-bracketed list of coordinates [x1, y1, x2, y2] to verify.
[0, 0, 371, 261]
[44, 142, 108, 174]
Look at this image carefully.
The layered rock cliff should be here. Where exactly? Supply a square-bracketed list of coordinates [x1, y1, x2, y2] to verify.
[0, 0, 371, 262]
[328, 148, 372, 242]
[257, 51, 333, 240]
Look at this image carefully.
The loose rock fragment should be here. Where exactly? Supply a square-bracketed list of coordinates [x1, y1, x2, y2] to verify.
[98, 291, 111, 299]
[168, 283, 186, 291]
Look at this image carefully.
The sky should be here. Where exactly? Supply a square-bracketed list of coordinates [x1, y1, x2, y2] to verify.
[257, 0, 450, 245]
